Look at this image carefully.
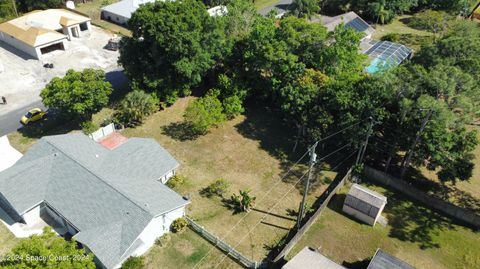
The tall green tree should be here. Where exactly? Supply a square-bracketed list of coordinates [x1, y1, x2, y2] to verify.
[1, 227, 95, 269]
[119, 0, 227, 104]
[40, 69, 112, 120]
[184, 91, 226, 134]
[291, 0, 320, 19]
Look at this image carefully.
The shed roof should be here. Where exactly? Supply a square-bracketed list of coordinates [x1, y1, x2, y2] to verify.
[0, 133, 187, 268]
[347, 184, 387, 208]
[0, 9, 89, 47]
[101, 0, 156, 19]
[367, 249, 416, 269]
[282, 247, 346, 269]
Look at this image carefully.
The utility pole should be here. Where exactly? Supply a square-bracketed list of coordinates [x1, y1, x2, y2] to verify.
[355, 117, 374, 166]
[297, 142, 317, 230]
[11, 0, 18, 17]
[400, 109, 433, 180]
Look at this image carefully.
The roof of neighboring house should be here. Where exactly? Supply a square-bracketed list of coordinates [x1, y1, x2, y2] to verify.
[101, 0, 156, 19]
[0, 133, 187, 269]
[346, 184, 387, 209]
[367, 249, 416, 269]
[282, 247, 346, 269]
[318, 11, 375, 37]
[0, 9, 90, 47]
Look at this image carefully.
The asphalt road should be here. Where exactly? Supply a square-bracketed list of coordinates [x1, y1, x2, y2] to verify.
[0, 68, 127, 137]
[0, 99, 45, 137]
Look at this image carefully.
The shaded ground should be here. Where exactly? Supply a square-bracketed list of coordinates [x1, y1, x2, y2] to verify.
[288, 183, 480, 269]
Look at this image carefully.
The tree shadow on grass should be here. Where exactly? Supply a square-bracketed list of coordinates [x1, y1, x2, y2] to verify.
[234, 106, 304, 174]
[161, 121, 201, 141]
[18, 116, 79, 139]
[342, 258, 371, 269]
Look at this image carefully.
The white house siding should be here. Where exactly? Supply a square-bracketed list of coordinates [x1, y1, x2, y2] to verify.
[101, 10, 129, 25]
[22, 204, 41, 225]
[0, 31, 40, 58]
[113, 206, 186, 268]
[160, 169, 175, 183]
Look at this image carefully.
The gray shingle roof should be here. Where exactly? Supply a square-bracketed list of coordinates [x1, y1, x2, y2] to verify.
[101, 0, 136, 19]
[367, 249, 416, 269]
[283, 247, 346, 269]
[0, 133, 188, 269]
[318, 11, 375, 37]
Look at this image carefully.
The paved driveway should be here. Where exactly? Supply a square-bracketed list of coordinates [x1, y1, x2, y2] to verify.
[0, 26, 120, 117]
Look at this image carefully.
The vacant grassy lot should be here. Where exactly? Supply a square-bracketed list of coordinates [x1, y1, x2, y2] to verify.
[288, 183, 480, 269]
[254, 0, 282, 10]
[122, 97, 339, 264]
[76, 0, 132, 36]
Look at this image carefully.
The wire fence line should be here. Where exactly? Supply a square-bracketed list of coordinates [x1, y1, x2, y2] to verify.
[186, 217, 268, 269]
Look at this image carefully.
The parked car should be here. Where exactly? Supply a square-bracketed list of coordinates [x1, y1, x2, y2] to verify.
[20, 108, 46, 125]
[105, 37, 121, 51]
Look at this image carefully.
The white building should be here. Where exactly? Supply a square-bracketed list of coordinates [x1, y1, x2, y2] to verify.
[0, 9, 91, 59]
[342, 184, 387, 226]
[101, 0, 157, 25]
[0, 133, 188, 268]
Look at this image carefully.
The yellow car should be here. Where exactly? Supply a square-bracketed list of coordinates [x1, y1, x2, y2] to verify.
[21, 108, 46, 125]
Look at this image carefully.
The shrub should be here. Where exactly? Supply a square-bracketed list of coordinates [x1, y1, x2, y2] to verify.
[230, 189, 256, 212]
[80, 121, 99, 135]
[407, 10, 452, 34]
[201, 179, 230, 198]
[165, 175, 186, 189]
[121, 256, 144, 269]
[170, 217, 188, 233]
[380, 33, 400, 42]
[222, 95, 244, 119]
[114, 90, 159, 127]
[155, 234, 171, 247]
[184, 92, 226, 134]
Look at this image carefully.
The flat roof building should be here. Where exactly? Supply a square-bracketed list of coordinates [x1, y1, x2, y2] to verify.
[343, 184, 387, 226]
[0, 9, 91, 59]
[282, 247, 346, 269]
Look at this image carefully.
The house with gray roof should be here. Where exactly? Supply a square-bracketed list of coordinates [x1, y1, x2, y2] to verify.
[342, 184, 387, 226]
[317, 11, 375, 40]
[0, 133, 189, 269]
[367, 249, 416, 269]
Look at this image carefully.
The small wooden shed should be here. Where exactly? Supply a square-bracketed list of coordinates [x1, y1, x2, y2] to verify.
[342, 184, 387, 226]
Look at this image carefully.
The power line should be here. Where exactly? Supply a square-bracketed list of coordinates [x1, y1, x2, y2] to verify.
[213, 168, 311, 269]
[330, 150, 358, 171]
[192, 122, 362, 268]
[191, 147, 311, 269]
[212, 146, 358, 269]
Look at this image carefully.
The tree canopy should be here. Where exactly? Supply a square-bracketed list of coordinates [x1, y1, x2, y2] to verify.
[0, 227, 95, 269]
[119, 0, 227, 104]
[40, 69, 112, 120]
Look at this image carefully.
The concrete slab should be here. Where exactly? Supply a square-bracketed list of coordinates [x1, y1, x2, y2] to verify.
[0, 135, 22, 172]
[0, 26, 120, 117]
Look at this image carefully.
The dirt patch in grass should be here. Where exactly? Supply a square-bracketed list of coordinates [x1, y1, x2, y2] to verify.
[288, 183, 480, 269]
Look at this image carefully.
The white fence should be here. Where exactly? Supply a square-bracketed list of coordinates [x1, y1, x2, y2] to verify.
[89, 123, 115, 141]
[186, 217, 267, 268]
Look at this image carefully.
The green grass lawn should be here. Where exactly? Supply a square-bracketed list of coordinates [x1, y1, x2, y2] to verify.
[144, 228, 242, 269]
[253, 0, 281, 10]
[0, 223, 19, 257]
[288, 183, 480, 269]
[122, 97, 338, 263]
[372, 15, 434, 51]
[75, 0, 132, 36]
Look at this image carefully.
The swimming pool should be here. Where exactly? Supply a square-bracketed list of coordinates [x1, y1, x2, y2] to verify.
[366, 58, 389, 74]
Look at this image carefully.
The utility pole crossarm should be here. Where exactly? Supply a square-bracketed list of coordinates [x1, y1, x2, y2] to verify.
[296, 142, 317, 230]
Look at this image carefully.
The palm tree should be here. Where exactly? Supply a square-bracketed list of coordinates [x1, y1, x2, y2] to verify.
[375, 0, 388, 25]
